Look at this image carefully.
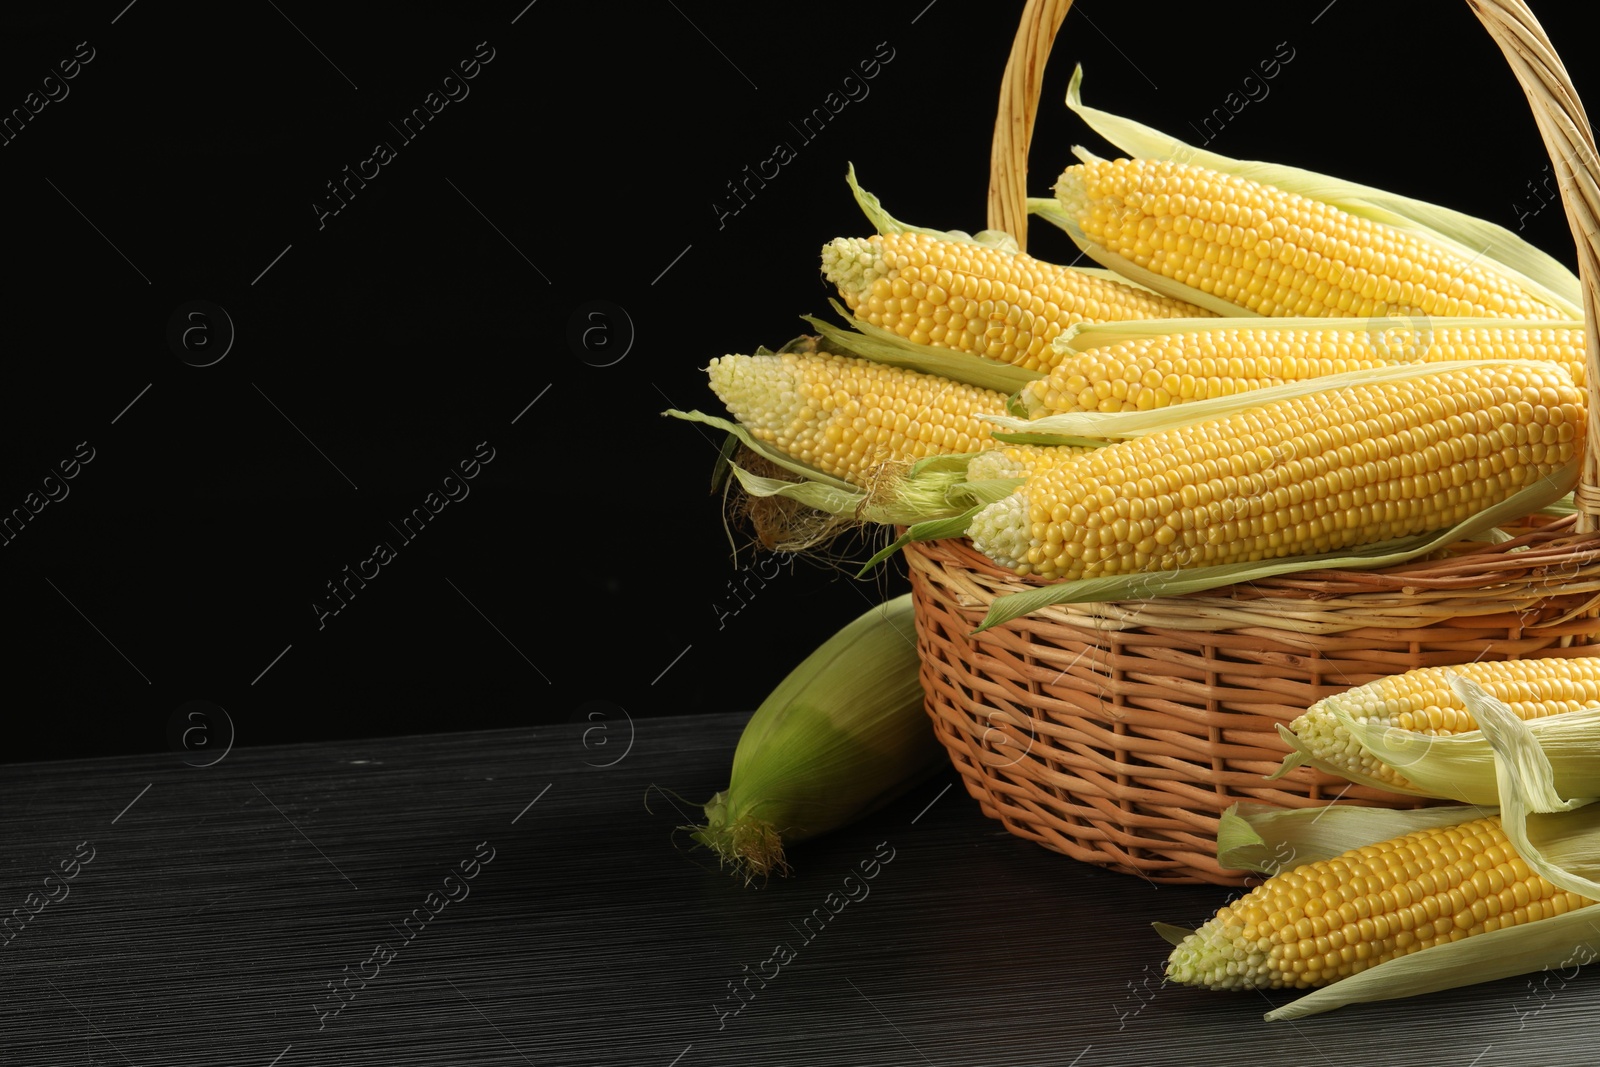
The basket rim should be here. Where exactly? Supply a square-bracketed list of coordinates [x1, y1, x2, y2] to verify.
[903, 512, 1600, 637]
[921, 511, 1600, 592]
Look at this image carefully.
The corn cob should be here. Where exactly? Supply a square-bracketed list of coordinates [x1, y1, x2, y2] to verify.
[1286, 656, 1600, 793]
[1056, 157, 1569, 320]
[1022, 323, 1588, 417]
[968, 362, 1586, 580]
[1167, 815, 1597, 990]
[690, 593, 944, 883]
[820, 231, 1212, 373]
[705, 349, 1007, 488]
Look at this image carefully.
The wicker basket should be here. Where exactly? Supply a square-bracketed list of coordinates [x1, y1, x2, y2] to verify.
[910, 0, 1600, 885]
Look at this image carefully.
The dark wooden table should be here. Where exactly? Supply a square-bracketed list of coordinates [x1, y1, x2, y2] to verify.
[2, 712, 1590, 1066]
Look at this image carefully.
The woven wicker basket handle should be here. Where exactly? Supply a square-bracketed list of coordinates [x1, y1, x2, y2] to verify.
[1469, 1, 1600, 527]
[990, 0, 1600, 530]
[987, 0, 1072, 249]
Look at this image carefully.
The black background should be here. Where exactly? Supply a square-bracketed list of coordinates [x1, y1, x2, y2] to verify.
[0, 0, 1587, 763]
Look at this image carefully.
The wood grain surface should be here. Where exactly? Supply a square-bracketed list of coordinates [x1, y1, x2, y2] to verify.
[2, 713, 1592, 1066]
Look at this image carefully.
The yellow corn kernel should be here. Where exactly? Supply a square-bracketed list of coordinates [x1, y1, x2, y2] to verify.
[1416, 324, 1586, 387]
[1288, 655, 1600, 792]
[1166, 816, 1597, 990]
[1022, 324, 1588, 417]
[968, 363, 1586, 580]
[821, 231, 1212, 373]
[705, 349, 1008, 488]
[1057, 157, 1569, 320]
[966, 443, 1093, 481]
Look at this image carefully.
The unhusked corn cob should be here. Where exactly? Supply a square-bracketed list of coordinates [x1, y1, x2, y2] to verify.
[1166, 815, 1597, 990]
[966, 443, 1093, 481]
[968, 362, 1586, 580]
[705, 349, 1007, 488]
[1288, 656, 1600, 792]
[1057, 157, 1569, 320]
[1022, 324, 1588, 416]
[820, 231, 1212, 373]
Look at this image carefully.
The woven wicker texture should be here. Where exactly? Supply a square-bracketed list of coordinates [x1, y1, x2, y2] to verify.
[916, 0, 1600, 884]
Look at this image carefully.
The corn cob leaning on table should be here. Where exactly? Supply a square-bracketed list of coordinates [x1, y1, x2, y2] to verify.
[1054, 156, 1571, 320]
[967, 361, 1586, 580]
[821, 230, 1212, 373]
[1019, 321, 1588, 416]
[688, 592, 944, 884]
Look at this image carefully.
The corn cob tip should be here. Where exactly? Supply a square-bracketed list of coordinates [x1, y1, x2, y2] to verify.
[1284, 698, 1374, 781]
[967, 490, 1031, 571]
[1165, 924, 1269, 991]
[688, 789, 791, 885]
[820, 236, 883, 304]
[1053, 168, 1089, 222]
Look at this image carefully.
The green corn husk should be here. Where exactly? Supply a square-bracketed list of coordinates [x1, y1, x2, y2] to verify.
[843, 160, 1019, 253]
[841, 157, 1195, 299]
[687, 593, 946, 884]
[1452, 676, 1600, 901]
[1211, 800, 1491, 879]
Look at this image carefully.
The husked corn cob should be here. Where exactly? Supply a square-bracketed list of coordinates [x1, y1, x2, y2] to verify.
[1288, 656, 1600, 792]
[821, 231, 1212, 373]
[1022, 324, 1588, 416]
[1057, 157, 1569, 320]
[706, 349, 1007, 488]
[1416, 324, 1587, 386]
[968, 362, 1585, 580]
[966, 443, 1092, 481]
[1167, 815, 1597, 990]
